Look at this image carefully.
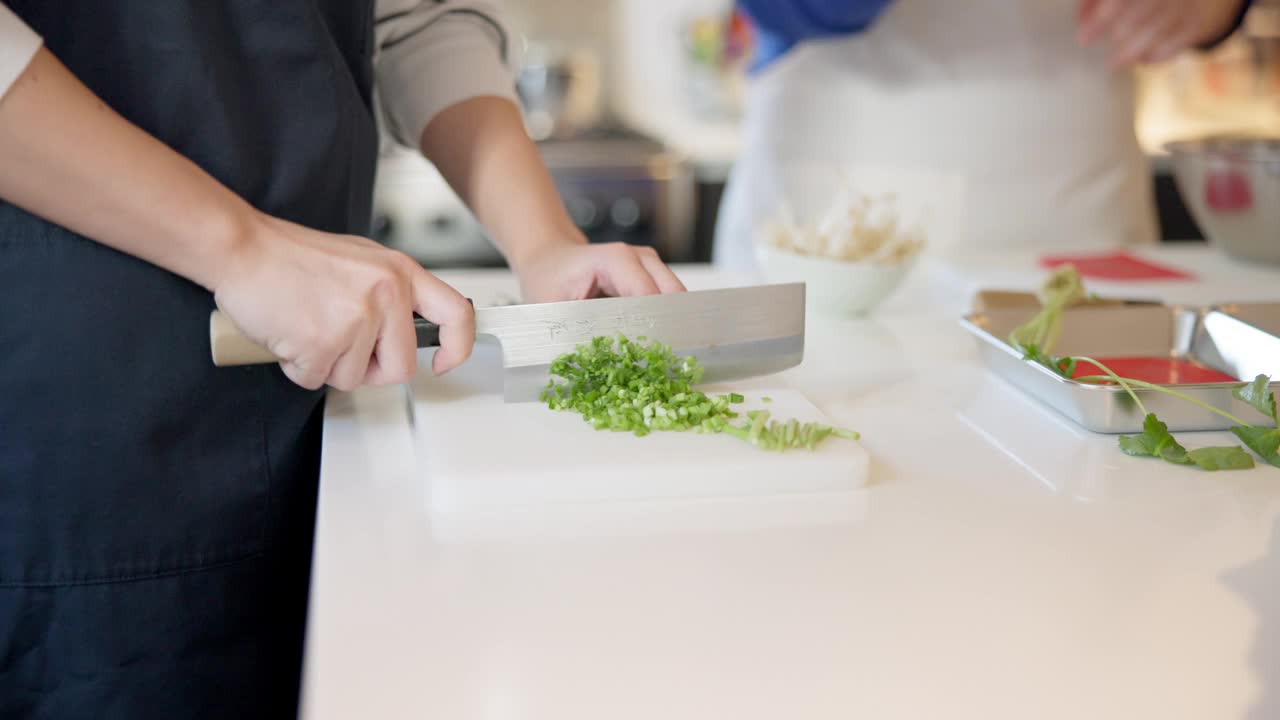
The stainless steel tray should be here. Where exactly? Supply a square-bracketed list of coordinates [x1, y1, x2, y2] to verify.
[961, 303, 1280, 433]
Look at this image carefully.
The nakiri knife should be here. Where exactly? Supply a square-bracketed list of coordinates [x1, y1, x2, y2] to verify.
[208, 283, 806, 402]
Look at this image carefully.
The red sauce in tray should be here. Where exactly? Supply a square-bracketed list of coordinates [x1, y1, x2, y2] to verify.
[1071, 357, 1239, 385]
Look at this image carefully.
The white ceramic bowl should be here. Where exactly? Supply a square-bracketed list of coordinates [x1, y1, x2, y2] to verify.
[755, 243, 917, 317]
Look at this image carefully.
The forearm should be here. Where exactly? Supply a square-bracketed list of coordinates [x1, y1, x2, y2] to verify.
[418, 95, 583, 272]
[0, 48, 254, 291]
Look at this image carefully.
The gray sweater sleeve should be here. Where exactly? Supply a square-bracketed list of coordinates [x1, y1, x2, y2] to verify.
[374, 0, 521, 149]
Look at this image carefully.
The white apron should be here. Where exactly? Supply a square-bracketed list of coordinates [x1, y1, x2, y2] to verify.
[714, 0, 1159, 271]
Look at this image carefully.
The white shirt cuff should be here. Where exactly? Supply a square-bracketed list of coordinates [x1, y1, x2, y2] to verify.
[375, 9, 519, 149]
[0, 4, 42, 100]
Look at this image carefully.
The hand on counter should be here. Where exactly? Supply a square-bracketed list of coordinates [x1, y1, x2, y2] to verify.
[417, 96, 686, 305]
[1077, 0, 1250, 68]
[512, 239, 687, 304]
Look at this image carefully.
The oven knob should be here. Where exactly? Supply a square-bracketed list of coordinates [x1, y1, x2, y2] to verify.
[566, 197, 600, 230]
[609, 197, 641, 230]
[425, 213, 459, 235]
[371, 212, 394, 244]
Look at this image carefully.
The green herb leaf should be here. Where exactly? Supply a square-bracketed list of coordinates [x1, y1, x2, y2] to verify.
[1019, 343, 1052, 367]
[1233, 375, 1277, 424]
[1230, 425, 1280, 468]
[1054, 356, 1077, 378]
[1186, 446, 1256, 471]
[1118, 433, 1156, 457]
[1018, 343, 1076, 379]
[1118, 414, 1192, 465]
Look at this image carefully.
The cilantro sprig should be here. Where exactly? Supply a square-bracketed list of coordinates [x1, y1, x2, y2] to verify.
[542, 334, 859, 452]
[1008, 266, 1276, 472]
[1022, 348, 1272, 472]
[1008, 265, 1087, 354]
[1116, 412, 1255, 471]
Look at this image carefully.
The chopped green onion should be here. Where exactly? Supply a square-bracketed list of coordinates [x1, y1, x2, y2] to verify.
[541, 334, 859, 451]
[749, 409, 770, 445]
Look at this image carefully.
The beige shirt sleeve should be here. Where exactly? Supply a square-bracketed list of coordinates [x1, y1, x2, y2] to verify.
[0, 3, 41, 101]
[374, 0, 521, 149]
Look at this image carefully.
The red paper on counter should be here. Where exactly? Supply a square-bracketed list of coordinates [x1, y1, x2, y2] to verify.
[1038, 252, 1194, 281]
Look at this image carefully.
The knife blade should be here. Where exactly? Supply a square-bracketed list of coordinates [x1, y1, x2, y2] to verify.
[209, 283, 806, 402]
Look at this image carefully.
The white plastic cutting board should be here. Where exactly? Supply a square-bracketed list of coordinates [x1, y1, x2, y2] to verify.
[409, 339, 869, 513]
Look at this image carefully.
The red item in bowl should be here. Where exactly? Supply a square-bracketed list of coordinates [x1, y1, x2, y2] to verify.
[1205, 168, 1254, 212]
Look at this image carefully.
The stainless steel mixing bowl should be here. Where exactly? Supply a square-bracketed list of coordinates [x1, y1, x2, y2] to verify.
[1165, 137, 1280, 264]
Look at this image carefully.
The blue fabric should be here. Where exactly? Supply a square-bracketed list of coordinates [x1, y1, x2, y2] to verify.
[738, 0, 895, 71]
[742, 0, 1254, 71]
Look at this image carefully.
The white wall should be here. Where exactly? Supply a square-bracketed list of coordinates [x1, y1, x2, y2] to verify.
[501, 0, 620, 113]
[501, 0, 745, 166]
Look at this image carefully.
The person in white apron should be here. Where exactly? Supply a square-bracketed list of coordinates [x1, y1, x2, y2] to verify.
[714, 0, 1253, 270]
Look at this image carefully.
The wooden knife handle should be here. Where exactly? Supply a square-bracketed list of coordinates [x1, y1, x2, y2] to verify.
[208, 310, 447, 367]
[209, 311, 278, 366]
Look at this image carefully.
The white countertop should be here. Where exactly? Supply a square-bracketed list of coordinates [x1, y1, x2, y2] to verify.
[300, 246, 1280, 720]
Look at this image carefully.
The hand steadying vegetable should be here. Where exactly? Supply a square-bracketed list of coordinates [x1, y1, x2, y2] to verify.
[542, 335, 858, 452]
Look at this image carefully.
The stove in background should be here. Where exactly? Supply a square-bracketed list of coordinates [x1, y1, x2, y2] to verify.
[371, 127, 696, 270]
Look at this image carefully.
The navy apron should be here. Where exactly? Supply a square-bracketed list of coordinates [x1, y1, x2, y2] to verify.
[0, 2, 377, 717]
